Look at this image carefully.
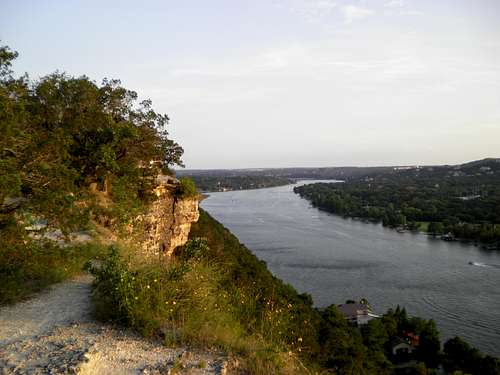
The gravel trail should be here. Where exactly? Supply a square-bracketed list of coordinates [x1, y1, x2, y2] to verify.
[0, 275, 227, 374]
[0, 275, 94, 347]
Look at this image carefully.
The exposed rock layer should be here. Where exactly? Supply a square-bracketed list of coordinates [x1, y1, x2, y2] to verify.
[139, 181, 200, 258]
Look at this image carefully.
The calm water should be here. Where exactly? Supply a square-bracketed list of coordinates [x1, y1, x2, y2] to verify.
[201, 181, 500, 357]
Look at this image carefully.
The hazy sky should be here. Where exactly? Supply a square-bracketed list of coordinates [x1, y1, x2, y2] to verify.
[2, 0, 500, 168]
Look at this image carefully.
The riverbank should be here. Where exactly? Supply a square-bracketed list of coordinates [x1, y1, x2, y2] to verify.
[293, 176, 500, 246]
[182, 175, 294, 193]
[343, 216, 499, 250]
[201, 181, 500, 357]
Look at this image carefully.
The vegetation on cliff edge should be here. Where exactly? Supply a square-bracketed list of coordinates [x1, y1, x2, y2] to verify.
[0, 44, 184, 304]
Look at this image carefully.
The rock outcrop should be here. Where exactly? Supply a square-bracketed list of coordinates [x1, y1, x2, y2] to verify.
[138, 177, 200, 258]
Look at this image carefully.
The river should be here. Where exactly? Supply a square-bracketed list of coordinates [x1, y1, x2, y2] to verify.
[201, 180, 500, 357]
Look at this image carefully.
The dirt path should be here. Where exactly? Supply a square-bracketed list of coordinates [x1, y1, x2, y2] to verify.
[0, 275, 94, 347]
[0, 275, 227, 374]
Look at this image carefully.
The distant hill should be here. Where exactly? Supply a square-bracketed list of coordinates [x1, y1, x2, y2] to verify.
[176, 166, 395, 180]
[456, 158, 500, 171]
[177, 158, 500, 181]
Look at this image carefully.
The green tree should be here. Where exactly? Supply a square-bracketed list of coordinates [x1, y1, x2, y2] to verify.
[443, 336, 500, 375]
[361, 318, 389, 352]
[0, 45, 27, 208]
[319, 305, 371, 374]
[428, 222, 444, 235]
[416, 320, 441, 368]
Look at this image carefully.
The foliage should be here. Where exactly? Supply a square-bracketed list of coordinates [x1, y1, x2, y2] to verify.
[0, 44, 184, 302]
[443, 336, 500, 375]
[318, 305, 376, 374]
[0, 44, 184, 232]
[90, 240, 307, 374]
[90, 245, 237, 338]
[294, 163, 500, 244]
[0, 221, 103, 304]
[174, 177, 198, 198]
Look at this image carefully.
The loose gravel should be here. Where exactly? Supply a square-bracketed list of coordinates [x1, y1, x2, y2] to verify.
[0, 274, 228, 374]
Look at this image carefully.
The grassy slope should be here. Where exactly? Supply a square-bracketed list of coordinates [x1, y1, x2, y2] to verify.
[187, 209, 374, 373]
[89, 208, 325, 373]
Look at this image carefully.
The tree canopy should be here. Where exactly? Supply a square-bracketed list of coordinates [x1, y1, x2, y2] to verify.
[0, 44, 184, 230]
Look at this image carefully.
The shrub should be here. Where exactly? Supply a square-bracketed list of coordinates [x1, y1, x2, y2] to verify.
[90, 243, 239, 338]
[0, 223, 103, 305]
[175, 177, 198, 198]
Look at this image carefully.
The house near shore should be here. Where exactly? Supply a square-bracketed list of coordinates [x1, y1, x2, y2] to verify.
[391, 337, 416, 356]
[390, 332, 420, 365]
[337, 301, 380, 325]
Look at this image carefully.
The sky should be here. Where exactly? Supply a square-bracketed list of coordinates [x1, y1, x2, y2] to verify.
[2, 0, 500, 169]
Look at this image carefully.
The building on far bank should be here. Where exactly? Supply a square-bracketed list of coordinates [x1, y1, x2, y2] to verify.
[337, 301, 380, 326]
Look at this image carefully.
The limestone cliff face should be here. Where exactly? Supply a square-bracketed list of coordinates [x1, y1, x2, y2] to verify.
[138, 179, 200, 258]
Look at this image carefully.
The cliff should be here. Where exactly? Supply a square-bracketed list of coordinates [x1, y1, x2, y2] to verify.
[137, 177, 200, 258]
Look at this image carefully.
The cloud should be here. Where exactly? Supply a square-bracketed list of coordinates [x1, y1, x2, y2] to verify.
[340, 5, 374, 24]
[399, 9, 424, 16]
[384, 0, 405, 8]
[382, 1, 423, 16]
[170, 45, 308, 78]
[288, 0, 338, 23]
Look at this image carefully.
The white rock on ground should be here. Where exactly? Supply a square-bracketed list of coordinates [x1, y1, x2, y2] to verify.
[0, 274, 227, 374]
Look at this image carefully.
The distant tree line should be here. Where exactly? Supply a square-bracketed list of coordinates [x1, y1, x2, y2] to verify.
[294, 168, 500, 245]
[187, 175, 292, 192]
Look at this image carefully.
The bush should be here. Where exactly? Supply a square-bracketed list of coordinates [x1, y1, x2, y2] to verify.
[0, 223, 103, 305]
[90, 244, 232, 337]
[175, 177, 198, 198]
